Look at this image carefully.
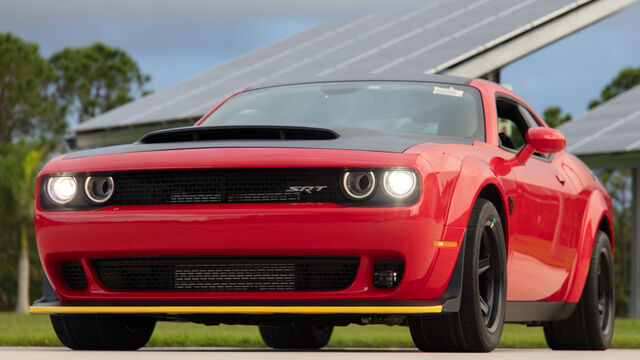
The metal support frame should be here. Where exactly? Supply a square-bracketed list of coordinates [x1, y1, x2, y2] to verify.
[481, 69, 501, 84]
[631, 167, 640, 318]
[444, 0, 637, 78]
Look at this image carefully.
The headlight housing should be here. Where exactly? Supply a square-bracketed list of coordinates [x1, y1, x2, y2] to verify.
[40, 173, 117, 210]
[45, 176, 77, 205]
[340, 168, 419, 205]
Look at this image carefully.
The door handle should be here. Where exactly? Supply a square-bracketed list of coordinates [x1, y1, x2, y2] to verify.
[556, 174, 566, 185]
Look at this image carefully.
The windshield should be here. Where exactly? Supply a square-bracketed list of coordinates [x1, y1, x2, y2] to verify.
[200, 82, 484, 140]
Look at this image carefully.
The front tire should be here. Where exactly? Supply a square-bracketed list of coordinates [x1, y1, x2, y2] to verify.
[259, 325, 333, 349]
[409, 198, 507, 352]
[543, 230, 615, 350]
[50, 314, 156, 350]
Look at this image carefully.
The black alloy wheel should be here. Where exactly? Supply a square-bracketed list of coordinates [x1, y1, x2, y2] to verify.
[543, 230, 615, 350]
[478, 221, 503, 333]
[409, 198, 507, 352]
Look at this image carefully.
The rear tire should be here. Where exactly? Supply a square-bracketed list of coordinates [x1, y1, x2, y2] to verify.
[50, 314, 155, 350]
[259, 325, 333, 349]
[409, 198, 506, 352]
[543, 230, 615, 350]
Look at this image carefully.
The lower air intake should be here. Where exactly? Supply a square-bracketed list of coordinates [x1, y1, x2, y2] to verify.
[61, 262, 88, 290]
[92, 256, 360, 292]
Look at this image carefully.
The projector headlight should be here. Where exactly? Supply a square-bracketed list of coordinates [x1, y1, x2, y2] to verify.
[46, 176, 77, 205]
[342, 171, 376, 200]
[383, 170, 417, 199]
[84, 176, 114, 204]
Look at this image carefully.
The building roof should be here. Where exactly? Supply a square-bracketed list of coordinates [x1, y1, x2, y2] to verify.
[559, 84, 640, 166]
[71, 0, 637, 142]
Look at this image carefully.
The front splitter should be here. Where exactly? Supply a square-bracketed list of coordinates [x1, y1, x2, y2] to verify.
[30, 304, 442, 315]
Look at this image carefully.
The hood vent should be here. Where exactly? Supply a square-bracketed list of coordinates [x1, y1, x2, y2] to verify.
[138, 126, 339, 144]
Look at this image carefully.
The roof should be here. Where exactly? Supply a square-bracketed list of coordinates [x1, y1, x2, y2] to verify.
[250, 73, 472, 90]
[72, 0, 636, 136]
[559, 84, 640, 157]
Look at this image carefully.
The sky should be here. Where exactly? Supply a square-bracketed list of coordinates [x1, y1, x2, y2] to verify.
[1, 0, 639, 119]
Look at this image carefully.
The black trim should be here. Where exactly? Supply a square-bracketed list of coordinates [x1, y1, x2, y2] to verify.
[36, 273, 58, 305]
[440, 237, 466, 312]
[505, 301, 577, 323]
[139, 126, 340, 144]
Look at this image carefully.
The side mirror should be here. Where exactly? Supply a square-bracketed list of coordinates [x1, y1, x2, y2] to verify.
[516, 127, 566, 164]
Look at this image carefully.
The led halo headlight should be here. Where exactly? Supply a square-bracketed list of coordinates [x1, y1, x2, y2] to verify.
[46, 176, 78, 205]
[84, 176, 115, 204]
[342, 171, 376, 200]
[383, 170, 417, 199]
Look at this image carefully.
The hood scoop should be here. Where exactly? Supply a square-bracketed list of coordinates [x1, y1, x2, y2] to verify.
[138, 126, 340, 144]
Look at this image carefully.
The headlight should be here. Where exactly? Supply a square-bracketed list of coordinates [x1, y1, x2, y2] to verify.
[342, 171, 376, 200]
[383, 170, 417, 199]
[84, 176, 114, 204]
[46, 176, 77, 205]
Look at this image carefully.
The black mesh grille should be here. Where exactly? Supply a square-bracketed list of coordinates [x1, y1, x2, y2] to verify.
[93, 256, 360, 292]
[61, 262, 87, 290]
[108, 168, 344, 205]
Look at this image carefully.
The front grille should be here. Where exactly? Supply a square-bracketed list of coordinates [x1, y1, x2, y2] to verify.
[109, 168, 344, 205]
[93, 256, 360, 292]
[61, 262, 87, 290]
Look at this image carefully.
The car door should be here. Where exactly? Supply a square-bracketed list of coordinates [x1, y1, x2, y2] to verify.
[496, 97, 577, 301]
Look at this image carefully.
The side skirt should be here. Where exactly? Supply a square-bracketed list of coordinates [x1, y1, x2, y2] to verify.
[505, 301, 577, 324]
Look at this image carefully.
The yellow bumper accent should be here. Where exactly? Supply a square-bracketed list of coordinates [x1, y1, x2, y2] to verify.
[30, 305, 442, 315]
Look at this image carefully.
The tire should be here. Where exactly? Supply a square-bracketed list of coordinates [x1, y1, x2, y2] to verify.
[543, 230, 615, 350]
[409, 198, 507, 352]
[259, 325, 333, 349]
[50, 314, 156, 350]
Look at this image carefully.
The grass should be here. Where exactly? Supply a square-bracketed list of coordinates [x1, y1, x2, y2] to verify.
[0, 312, 638, 348]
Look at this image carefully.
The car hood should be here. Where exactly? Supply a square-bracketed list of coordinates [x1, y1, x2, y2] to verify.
[65, 126, 472, 160]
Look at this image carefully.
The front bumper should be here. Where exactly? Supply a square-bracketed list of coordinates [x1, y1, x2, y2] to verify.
[35, 202, 465, 306]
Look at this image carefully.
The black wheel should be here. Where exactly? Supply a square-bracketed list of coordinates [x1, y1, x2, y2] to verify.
[409, 198, 506, 352]
[543, 230, 615, 350]
[259, 325, 333, 349]
[50, 314, 156, 350]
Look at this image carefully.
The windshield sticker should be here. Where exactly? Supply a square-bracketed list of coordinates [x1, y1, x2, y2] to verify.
[433, 86, 464, 98]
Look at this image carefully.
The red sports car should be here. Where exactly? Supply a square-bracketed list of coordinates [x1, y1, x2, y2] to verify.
[32, 75, 614, 352]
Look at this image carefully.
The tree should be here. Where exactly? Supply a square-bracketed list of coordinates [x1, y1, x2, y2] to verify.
[542, 106, 572, 128]
[589, 66, 640, 109]
[0, 141, 44, 312]
[50, 43, 151, 124]
[0, 33, 65, 145]
[599, 169, 633, 316]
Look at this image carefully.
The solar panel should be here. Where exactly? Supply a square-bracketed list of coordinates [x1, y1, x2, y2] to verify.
[72, 0, 620, 134]
[560, 84, 640, 155]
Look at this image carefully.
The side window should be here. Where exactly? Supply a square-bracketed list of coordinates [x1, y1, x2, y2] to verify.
[496, 98, 529, 151]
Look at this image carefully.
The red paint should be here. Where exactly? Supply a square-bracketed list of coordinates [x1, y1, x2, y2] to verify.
[193, 87, 248, 126]
[35, 79, 612, 307]
[526, 127, 566, 154]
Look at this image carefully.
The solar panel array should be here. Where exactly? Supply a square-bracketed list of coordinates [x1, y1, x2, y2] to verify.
[74, 0, 586, 133]
[560, 84, 640, 155]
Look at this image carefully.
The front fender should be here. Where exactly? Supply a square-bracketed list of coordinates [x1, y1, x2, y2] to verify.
[418, 155, 509, 299]
[444, 156, 508, 229]
[564, 190, 613, 302]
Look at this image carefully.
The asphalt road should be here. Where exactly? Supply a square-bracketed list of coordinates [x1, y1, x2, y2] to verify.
[2, 348, 639, 360]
